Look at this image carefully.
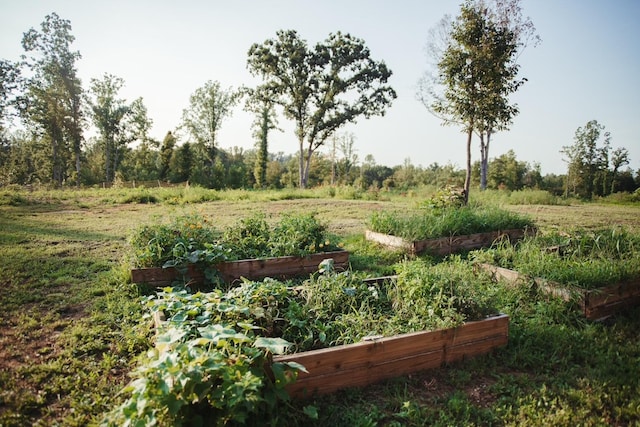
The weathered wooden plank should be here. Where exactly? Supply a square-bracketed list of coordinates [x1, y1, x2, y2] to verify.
[445, 334, 509, 364]
[361, 275, 398, 285]
[274, 314, 508, 398]
[478, 263, 640, 320]
[131, 264, 204, 286]
[366, 229, 535, 256]
[449, 314, 509, 344]
[131, 250, 350, 286]
[584, 278, 640, 319]
[585, 278, 640, 307]
[478, 263, 575, 302]
[364, 230, 412, 251]
[286, 348, 447, 397]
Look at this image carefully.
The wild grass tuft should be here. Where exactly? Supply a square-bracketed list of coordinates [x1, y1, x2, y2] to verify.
[472, 227, 640, 289]
[369, 205, 534, 241]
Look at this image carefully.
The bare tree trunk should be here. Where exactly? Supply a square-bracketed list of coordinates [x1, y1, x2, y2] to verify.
[297, 137, 305, 188]
[480, 130, 491, 190]
[303, 148, 313, 189]
[331, 136, 336, 186]
[464, 126, 473, 205]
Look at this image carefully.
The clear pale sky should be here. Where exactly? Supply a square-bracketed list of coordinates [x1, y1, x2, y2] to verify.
[1, 0, 639, 175]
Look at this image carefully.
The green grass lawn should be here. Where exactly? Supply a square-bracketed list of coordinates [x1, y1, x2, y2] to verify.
[1, 187, 639, 426]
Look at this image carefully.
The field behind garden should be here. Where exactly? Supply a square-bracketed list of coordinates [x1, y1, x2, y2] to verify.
[0, 186, 639, 426]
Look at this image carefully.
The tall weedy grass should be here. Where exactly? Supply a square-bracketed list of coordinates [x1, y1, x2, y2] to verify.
[472, 227, 640, 289]
[368, 205, 534, 241]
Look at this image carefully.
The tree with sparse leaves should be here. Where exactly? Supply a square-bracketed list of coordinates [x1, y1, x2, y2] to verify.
[89, 73, 152, 183]
[247, 30, 396, 188]
[244, 90, 280, 188]
[0, 59, 20, 140]
[610, 147, 630, 194]
[159, 131, 176, 181]
[418, 0, 536, 201]
[181, 80, 241, 187]
[20, 13, 85, 185]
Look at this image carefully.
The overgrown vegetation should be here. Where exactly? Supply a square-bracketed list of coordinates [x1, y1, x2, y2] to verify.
[471, 227, 640, 289]
[0, 187, 639, 426]
[368, 204, 534, 241]
[105, 257, 503, 425]
[129, 211, 342, 267]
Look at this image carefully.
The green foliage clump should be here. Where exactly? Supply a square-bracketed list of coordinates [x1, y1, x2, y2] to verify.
[129, 214, 220, 268]
[472, 228, 640, 289]
[118, 189, 160, 204]
[103, 286, 306, 427]
[391, 257, 500, 330]
[369, 205, 534, 241]
[130, 212, 342, 270]
[269, 212, 333, 257]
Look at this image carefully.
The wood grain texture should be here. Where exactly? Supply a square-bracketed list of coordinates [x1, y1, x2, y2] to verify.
[131, 250, 349, 286]
[274, 314, 509, 398]
[365, 228, 535, 256]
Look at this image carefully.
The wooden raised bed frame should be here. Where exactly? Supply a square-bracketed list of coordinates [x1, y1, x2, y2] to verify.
[365, 228, 536, 256]
[153, 310, 508, 399]
[275, 314, 509, 398]
[131, 250, 349, 286]
[478, 263, 640, 320]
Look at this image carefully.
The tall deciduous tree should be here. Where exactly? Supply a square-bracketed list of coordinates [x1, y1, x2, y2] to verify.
[159, 131, 176, 181]
[247, 30, 396, 188]
[244, 91, 280, 188]
[181, 80, 241, 187]
[474, 0, 539, 190]
[0, 59, 20, 140]
[418, 0, 536, 200]
[89, 73, 151, 183]
[20, 13, 85, 186]
[610, 147, 630, 194]
[561, 120, 611, 199]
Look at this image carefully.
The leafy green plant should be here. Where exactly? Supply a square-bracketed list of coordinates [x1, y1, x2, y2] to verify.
[103, 287, 307, 426]
[130, 212, 343, 272]
[391, 257, 500, 330]
[269, 211, 339, 257]
[222, 212, 271, 259]
[129, 214, 220, 268]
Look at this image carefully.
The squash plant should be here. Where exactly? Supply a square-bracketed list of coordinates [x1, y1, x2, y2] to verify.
[102, 286, 309, 427]
[105, 257, 503, 425]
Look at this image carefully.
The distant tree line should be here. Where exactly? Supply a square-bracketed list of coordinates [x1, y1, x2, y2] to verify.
[0, 13, 638, 197]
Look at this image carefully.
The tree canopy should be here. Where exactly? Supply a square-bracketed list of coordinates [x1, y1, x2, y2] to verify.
[180, 80, 241, 186]
[247, 30, 396, 188]
[418, 0, 534, 202]
[89, 73, 151, 183]
[560, 119, 633, 199]
[20, 12, 85, 185]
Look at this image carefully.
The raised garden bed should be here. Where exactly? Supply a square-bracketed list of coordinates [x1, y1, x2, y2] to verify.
[365, 228, 535, 256]
[274, 313, 509, 398]
[478, 263, 640, 320]
[118, 259, 508, 425]
[131, 250, 350, 286]
[149, 286, 509, 399]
